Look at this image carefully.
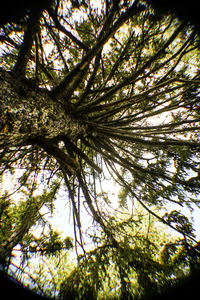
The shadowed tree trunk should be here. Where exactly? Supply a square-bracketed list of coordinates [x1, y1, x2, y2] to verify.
[0, 69, 83, 147]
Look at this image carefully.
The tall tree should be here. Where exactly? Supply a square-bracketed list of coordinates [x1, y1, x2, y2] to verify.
[0, 0, 200, 297]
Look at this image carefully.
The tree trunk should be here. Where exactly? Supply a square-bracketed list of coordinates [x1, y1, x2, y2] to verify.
[0, 69, 84, 149]
[0, 69, 87, 263]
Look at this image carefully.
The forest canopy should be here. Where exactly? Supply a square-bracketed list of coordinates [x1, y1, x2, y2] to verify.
[0, 0, 200, 299]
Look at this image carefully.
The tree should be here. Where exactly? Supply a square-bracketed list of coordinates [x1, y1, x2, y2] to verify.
[19, 206, 200, 299]
[0, 0, 200, 298]
[57, 208, 196, 299]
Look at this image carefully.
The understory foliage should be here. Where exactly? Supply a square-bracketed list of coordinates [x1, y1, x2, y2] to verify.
[0, 0, 200, 298]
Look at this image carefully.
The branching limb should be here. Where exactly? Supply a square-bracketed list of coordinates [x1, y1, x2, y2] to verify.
[61, 168, 82, 234]
[76, 170, 104, 227]
[63, 137, 102, 173]
[85, 22, 187, 109]
[47, 7, 89, 52]
[50, 1, 144, 98]
[12, 8, 43, 78]
[36, 139, 79, 176]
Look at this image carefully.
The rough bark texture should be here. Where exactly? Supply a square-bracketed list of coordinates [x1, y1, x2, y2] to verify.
[0, 69, 85, 148]
[0, 70, 84, 263]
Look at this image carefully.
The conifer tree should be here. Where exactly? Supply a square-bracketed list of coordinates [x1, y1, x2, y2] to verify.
[0, 0, 200, 298]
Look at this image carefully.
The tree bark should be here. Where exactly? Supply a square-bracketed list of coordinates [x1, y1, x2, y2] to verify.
[0, 69, 85, 148]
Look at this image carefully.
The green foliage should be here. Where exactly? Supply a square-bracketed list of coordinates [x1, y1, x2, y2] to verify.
[0, 194, 15, 243]
[58, 210, 197, 299]
[118, 187, 128, 208]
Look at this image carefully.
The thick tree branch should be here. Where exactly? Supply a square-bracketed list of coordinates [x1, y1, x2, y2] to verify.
[36, 138, 80, 176]
[63, 137, 102, 173]
[50, 1, 145, 98]
[12, 9, 42, 78]
[47, 7, 89, 52]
